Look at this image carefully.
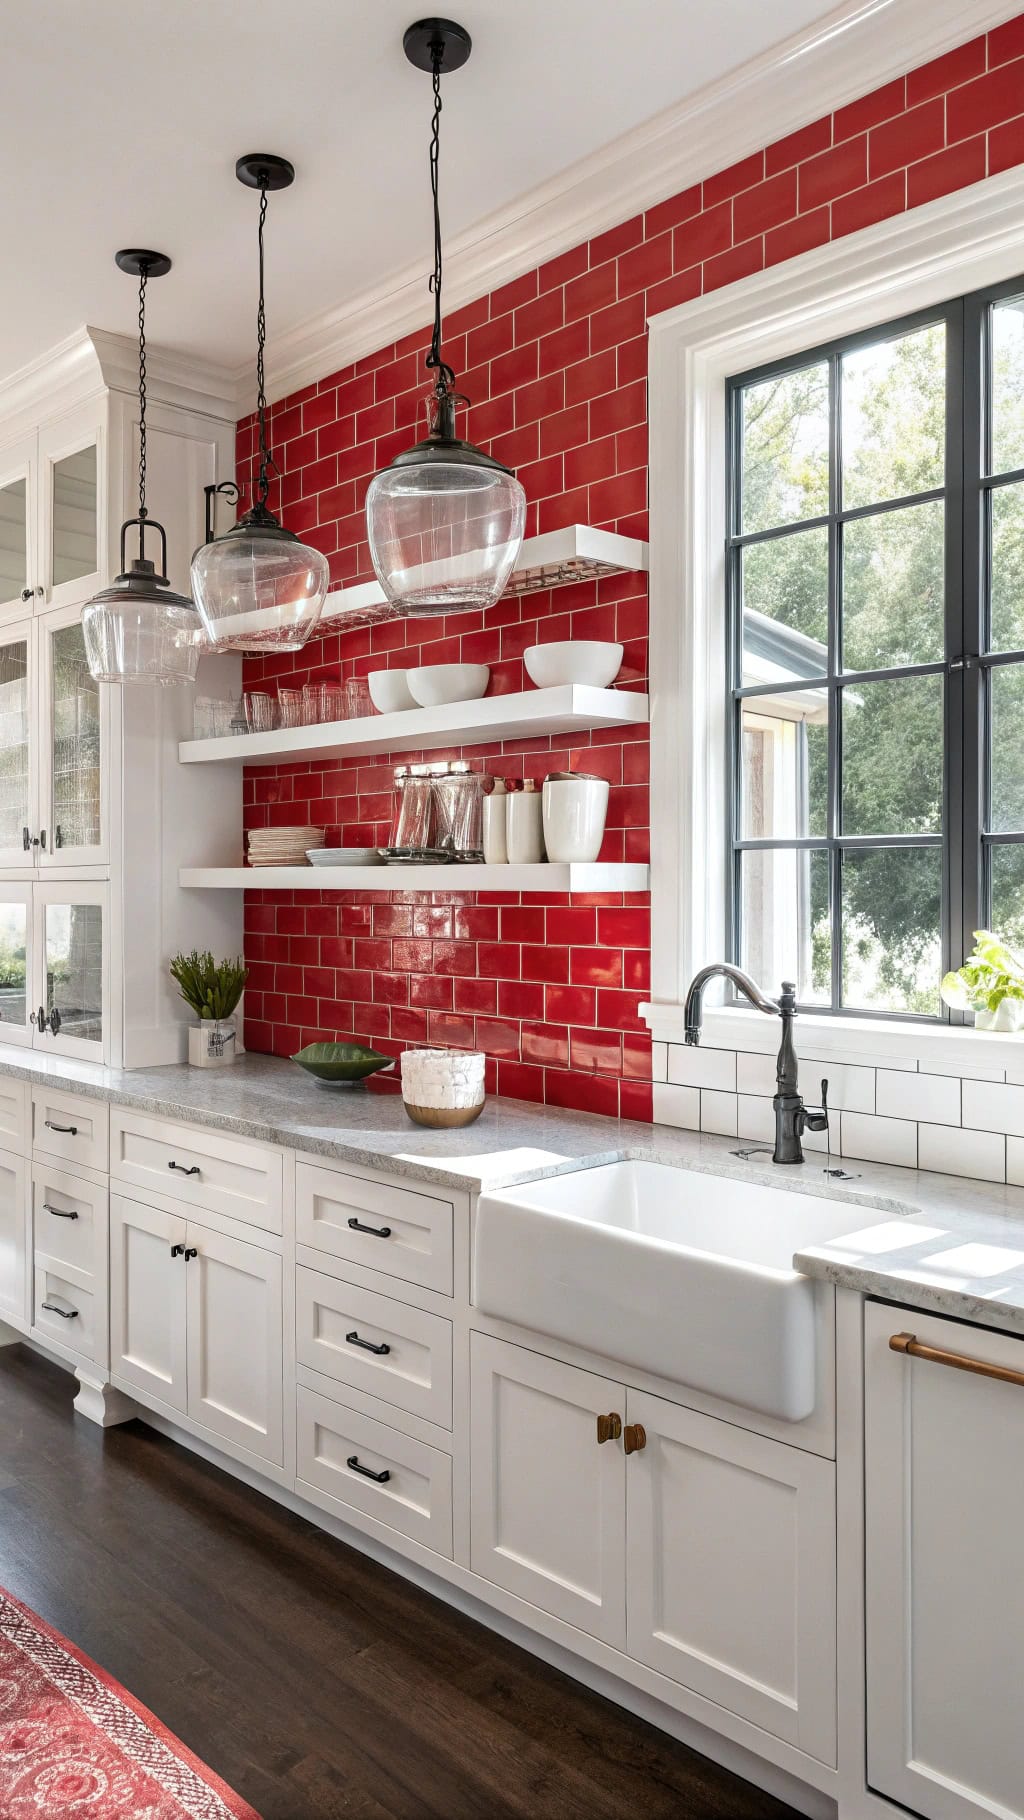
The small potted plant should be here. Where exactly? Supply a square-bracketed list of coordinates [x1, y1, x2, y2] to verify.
[940, 930, 1024, 1032]
[170, 950, 248, 1067]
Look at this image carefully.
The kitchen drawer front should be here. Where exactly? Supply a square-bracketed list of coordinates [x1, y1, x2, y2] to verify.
[33, 1163, 106, 1279]
[34, 1262, 97, 1362]
[0, 1079, 28, 1153]
[296, 1266, 452, 1429]
[295, 1161, 453, 1295]
[110, 1110, 282, 1235]
[296, 1384, 452, 1557]
[32, 1088, 108, 1173]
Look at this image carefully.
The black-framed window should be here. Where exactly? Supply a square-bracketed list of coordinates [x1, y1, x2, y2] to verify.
[726, 276, 1024, 1021]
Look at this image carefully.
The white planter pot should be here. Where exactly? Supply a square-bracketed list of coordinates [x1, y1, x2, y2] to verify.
[188, 1020, 238, 1067]
[542, 774, 610, 862]
[974, 1000, 1024, 1032]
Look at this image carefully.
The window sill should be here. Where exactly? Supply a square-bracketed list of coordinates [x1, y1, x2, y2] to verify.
[639, 1001, 1024, 1077]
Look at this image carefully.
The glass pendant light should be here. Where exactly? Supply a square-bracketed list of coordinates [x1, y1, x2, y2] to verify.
[365, 20, 526, 616]
[191, 156, 329, 652]
[82, 251, 201, 684]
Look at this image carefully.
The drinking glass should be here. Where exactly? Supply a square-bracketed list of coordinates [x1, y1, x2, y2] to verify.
[302, 683, 322, 724]
[278, 688, 304, 728]
[244, 691, 276, 734]
[343, 676, 372, 719]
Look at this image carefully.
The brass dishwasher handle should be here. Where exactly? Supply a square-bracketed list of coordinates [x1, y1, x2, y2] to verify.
[890, 1330, 1024, 1388]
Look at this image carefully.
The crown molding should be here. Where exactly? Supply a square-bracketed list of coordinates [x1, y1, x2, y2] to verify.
[0, 326, 238, 441]
[237, 0, 1022, 412]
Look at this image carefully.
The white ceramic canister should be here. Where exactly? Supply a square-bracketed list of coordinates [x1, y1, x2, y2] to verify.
[482, 777, 509, 864]
[542, 771, 610, 862]
[506, 778, 545, 864]
[400, 1048, 486, 1127]
[188, 1020, 238, 1068]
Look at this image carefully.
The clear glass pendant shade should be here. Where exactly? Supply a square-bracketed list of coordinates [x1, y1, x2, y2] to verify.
[366, 395, 526, 617]
[83, 521, 201, 685]
[190, 510, 330, 653]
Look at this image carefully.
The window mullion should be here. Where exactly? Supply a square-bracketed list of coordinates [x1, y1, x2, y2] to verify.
[828, 349, 842, 1013]
[961, 290, 986, 960]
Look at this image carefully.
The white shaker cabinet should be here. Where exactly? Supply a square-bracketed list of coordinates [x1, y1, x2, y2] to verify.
[865, 1301, 1024, 1820]
[0, 1149, 28, 1325]
[110, 1194, 283, 1469]
[0, 404, 102, 628]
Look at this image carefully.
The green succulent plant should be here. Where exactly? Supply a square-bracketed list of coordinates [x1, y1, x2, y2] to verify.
[170, 950, 248, 1022]
[940, 930, 1024, 1015]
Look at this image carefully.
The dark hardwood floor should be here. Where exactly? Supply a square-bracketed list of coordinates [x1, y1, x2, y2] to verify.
[0, 1345, 799, 1820]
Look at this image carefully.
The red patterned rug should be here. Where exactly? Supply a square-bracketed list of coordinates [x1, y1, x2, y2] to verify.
[0, 1586, 261, 1818]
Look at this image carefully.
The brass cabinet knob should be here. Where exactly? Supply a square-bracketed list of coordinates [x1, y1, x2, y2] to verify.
[623, 1422, 647, 1456]
[596, 1412, 622, 1445]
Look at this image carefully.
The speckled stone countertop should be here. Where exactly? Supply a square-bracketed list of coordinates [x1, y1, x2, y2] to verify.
[7, 1048, 1024, 1335]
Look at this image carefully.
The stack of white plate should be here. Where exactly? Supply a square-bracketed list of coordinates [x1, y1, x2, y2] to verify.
[248, 826, 325, 867]
[307, 847, 383, 867]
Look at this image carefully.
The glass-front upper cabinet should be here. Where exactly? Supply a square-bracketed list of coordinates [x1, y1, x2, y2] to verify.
[39, 607, 106, 866]
[0, 885, 33, 1048]
[0, 435, 37, 622]
[33, 883, 106, 1062]
[0, 620, 35, 869]
[37, 406, 102, 611]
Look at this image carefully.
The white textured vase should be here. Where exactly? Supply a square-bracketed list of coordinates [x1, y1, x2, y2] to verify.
[542, 774, 610, 862]
[974, 1000, 1024, 1032]
[401, 1048, 486, 1127]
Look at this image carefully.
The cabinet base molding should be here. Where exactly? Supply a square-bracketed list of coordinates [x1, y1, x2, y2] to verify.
[73, 1368, 137, 1427]
[0, 1317, 24, 1347]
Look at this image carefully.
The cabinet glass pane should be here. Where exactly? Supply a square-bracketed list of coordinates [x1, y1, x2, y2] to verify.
[46, 901, 102, 1046]
[51, 446, 97, 587]
[50, 623, 100, 850]
[0, 640, 29, 852]
[0, 480, 26, 601]
[0, 901, 28, 1036]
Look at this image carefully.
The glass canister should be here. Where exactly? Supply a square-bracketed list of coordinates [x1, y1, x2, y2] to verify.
[433, 761, 484, 861]
[388, 763, 437, 854]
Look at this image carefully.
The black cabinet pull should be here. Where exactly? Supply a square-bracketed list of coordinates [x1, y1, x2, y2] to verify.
[347, 1217, 392, 1239]
[346, 1455, 391, 1484]
[54, 825, 62, 849]
[45, 1119, 78, 1135]
[22, 826, 29, 851]
[183, 1247, 198, 1261]
[42, 1203, 78, 1221]
[168, 1161, 200, 1177]
[39, 830, 46, 851]
[345, 1330, 391, 1356]
[170, 1243, 185, 1258]
[42, 1301, 78, 1319]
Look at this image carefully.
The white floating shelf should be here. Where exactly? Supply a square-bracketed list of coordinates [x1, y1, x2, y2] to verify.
[179, 863, 650, 893]
[315, 524, 649, 629]
[179, 684, 648, 767]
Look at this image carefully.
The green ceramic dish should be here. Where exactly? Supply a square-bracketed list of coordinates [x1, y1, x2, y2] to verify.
[291, 1042, 394, 1085]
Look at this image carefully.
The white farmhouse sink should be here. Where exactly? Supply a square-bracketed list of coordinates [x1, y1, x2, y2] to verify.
[474, 1160, 866, 1421]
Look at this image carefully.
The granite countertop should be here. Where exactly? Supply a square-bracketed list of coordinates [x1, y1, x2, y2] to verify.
[7, 1048, 1024, 1337]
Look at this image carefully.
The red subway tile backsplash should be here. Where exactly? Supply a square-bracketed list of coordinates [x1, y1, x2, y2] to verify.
[239, 16, 1024, 1122]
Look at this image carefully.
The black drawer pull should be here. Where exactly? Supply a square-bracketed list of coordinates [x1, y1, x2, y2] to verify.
[346, 1455, 391, 1484]
[345, 1330, 391, 1356]
[42, 1301, 78, 1319]
[347, 1217, 392, 1239]
[42, 1203, 78, 1221]
[168, 1161, 201, 1177]
[45, 1120, 78, 1136]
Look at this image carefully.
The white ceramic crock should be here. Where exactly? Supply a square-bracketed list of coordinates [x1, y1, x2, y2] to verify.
[541, 773, 610, 862]
[188, 1020, 238, 1067]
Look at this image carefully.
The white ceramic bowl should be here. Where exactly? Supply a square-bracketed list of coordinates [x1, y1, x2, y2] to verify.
[524, 641, 623, 689]
[368, 668, 416, 713]
[407, 664, 490, 707]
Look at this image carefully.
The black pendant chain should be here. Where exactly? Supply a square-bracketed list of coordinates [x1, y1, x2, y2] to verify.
[425, 41, 455, 398]
[137, 265, 148, 530]
[255, 181, 272, 506]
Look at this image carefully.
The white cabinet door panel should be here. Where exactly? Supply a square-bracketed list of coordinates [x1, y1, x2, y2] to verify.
[866, 1302, 1024, 1820]
[470, 1332, 626, 1648]
[625, 1389, 836, 1764]
[186, 1219, 283, 1467]
[109, 1195, 187, 1410]
[0, 1148, 27, 1325]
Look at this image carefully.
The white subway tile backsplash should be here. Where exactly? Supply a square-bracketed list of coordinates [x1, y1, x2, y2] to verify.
[651, 1041, 668, 1084]
[918, 1123, 1005, 1184]
[735, 1051, 874, 1112]
[653, 1082, 700, 1131]
[735, 1051, 777, 1097]
[667, 1044, 737, 1092]
[840, 1111, 918, 1169]
[962, 1079, 1024, 1138]
[877, 1070, 961, 1126]
[1005, 1137, 1024, 1186]
[700, 1089, 738, 1137]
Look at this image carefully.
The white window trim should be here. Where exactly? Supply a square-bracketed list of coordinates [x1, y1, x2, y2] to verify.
[641, 166, 1024, 1071]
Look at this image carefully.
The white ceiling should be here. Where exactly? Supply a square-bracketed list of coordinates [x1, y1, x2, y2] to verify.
[0, 0, 852, 388]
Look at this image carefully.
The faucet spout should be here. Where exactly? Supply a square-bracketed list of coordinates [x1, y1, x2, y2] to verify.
[680, 963, 828, 1166]
[683, 962, 779, 1045]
